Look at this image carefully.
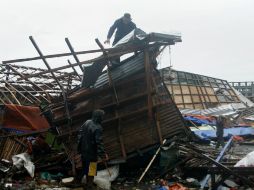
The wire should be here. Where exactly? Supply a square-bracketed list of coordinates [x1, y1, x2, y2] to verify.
[168, 46, 172, 68]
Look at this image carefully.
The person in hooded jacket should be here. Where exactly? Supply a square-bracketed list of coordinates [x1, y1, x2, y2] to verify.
[77, 109, 108, 189]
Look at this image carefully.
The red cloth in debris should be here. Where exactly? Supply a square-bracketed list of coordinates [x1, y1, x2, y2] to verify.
[2, 104, 50, 131]
[169, 183, 188, 190]
[233, 135, 244, 142]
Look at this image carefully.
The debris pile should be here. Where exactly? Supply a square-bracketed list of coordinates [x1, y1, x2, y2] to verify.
[0, 29, 254, 189]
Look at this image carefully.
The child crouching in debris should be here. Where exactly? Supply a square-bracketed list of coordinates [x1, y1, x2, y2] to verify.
[76, 109, 109, 189]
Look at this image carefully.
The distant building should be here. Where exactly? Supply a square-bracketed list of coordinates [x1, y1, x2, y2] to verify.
[229, 82, 254, 102]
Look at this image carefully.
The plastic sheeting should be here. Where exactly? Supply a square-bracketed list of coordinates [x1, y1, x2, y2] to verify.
[193, 127, 254, 139]
[114, 29, 182, 48]
[81, 165, 120, 190]
[180, 103, 246, 117]
[93, 165, 119, 190]
[0, 104, 50, 132]
[12, 153, 35, 177]
[235, 150, 254, 167]
[184, 115, 216, 125]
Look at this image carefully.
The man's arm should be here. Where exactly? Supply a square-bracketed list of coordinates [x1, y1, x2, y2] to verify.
[105, 20, 119, 44]
[77, 122, 86, 153]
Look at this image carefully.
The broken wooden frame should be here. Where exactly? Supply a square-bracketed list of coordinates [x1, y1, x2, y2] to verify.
[0, 37, 102, 105]
[1, 35, 174, 106]
[42, 33, 188, 165]
[1, 32, 188, 168]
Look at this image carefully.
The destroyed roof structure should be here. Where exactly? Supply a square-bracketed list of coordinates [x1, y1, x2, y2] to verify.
[160, 68, 241, 110]
[0, 64, 81, 105]
[1, 30, 191, 163]
[47, 30, 191, 162]
[1, 30, 254, 189]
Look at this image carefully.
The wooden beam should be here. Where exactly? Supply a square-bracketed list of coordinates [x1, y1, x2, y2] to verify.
[17, 43, 159, 79]
[29, 36, 71, 121]
[155, 113, 163, 144]
[3, 86, 21, 105]
[29, 36, 64, 90]
[0, 91, 13, 104]
[67, 60, 82, 81]
[65, 38, 84, 72]
[95, 38, 119, 104]
[2, 48, 110, 64]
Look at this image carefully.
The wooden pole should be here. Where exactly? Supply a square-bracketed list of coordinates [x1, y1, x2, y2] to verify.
[65, 38, 84, 72]
[16, 43, 158, 79]
[138, 139, 167, 183]
[95, 38, 119, 104]
[29, 36, 71, 121]
[67, 60, 82, 81]
[29, 36, 64, 90]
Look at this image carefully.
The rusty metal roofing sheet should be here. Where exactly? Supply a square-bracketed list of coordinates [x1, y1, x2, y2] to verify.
[94, 52, 145, 88]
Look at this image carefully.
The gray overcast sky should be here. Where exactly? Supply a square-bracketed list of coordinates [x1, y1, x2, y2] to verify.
[0, 0, 253, 82]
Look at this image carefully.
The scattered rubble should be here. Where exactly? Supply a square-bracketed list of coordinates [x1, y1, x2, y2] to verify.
[0, 29, 254, 189]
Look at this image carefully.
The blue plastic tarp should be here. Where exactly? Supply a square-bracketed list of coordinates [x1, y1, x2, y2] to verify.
[194, 127, 254, 139]
[184, 115, 216, 125]
[1, 127, 27, 134]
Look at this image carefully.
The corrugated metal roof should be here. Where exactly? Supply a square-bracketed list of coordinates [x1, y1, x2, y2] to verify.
[82, 30, 182, 89]
[180, 103, 247, 117]
[94, 52, 145, 88]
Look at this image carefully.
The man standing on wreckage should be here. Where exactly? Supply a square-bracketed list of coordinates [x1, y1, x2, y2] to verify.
[104, 13, 136, 65]
[76, 109, 108, 189]
[104, 13, 136, 46]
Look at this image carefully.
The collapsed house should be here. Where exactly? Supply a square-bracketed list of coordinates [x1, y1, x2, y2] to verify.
[1, 30, 254, 189]
[0, 30, 191, 166]
[44, 31, 192, 163]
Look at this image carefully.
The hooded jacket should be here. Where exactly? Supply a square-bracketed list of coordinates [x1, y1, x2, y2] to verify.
[77, 118, 105, 162]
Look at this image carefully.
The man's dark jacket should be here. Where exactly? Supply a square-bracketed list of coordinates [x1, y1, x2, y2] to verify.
[216, 117, 224, 137]
[107, 18, 136, 45]
[77, 119, 105, 162]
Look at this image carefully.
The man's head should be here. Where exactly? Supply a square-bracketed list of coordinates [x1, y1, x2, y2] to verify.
[122, 13, 132, 24]
[92, 109, 105, 124]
